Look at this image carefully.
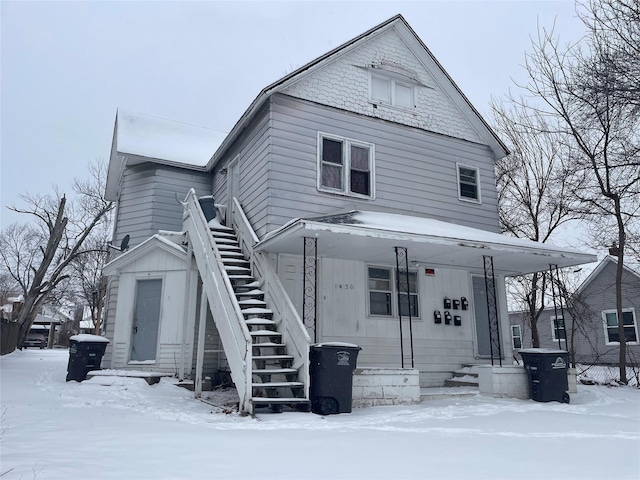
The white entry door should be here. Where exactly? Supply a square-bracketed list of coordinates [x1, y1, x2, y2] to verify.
[131, 279, 162, 361]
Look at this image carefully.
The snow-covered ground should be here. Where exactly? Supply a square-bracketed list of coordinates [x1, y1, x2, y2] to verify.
[1, 349, 639, 480]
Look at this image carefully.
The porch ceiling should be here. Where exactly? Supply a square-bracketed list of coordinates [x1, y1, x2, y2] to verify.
[254, 211, 597, 276]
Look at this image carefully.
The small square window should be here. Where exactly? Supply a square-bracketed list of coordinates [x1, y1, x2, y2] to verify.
[603, 309, 638, 344]
[457, 164, 480, 202]
[367, 266, 419, 318]
[370, 73, 414, 109]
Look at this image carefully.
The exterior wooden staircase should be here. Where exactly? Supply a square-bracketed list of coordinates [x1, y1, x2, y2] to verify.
[209, 222, 310, 413]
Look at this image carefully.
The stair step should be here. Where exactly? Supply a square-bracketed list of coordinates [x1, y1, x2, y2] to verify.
[228, 275, 255, 281]
[253, 368, 297, 375]
[213, 237, 239, 245]
[209, 223, 234, 231]
[237, 289, 265, 297]
[251, 330, 282, 337]
[219, 250, 244, 257]
[254, 381, 304, 388]
[238, 299, 267, 307]
[253, 355, 293, 362]
[222, 258, 249, 266]
[252, 342, 285, 348]
[210, 231, 236, 238]
[245, 318, 276, 327]
[241, 307, 273, 315]
[216, 244, 242, 251]
[225, 265, 250, 272]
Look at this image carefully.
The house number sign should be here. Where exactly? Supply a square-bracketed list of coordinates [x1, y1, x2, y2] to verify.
[334, 284, 354, 290]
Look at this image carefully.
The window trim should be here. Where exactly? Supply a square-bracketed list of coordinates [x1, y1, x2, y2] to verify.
[511, 324, 522, 350]
[317, 132, 375, 199]
[369, 71, 415, 110]
[602, 308, 638, 345]
[550, 315, 567, 343]
[456, 163, 481, 204]
[366, 265, 420, 319]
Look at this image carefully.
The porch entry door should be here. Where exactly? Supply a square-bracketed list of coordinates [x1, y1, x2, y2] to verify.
[131, 278, 162, 362]
[472, 275, 496, 357]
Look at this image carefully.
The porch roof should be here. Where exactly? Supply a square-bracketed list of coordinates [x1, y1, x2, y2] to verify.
[254, 211, 597, 276]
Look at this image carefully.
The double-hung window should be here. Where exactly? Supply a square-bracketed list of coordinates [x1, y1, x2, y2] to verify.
[511, 325, 522, 349]
[551, 316, 567, 342]
[370, 73, 414, 109]
[457, 164, 481, 203]
[603, 309, 638, 344]
[368, 266, 419, 317]
[319, 133, 374, 198]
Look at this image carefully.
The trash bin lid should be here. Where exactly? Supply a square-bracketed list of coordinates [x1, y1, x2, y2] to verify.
[518, 348, 568, 354]
[69, 334, 110, 343]
[314, 342, 360, 348]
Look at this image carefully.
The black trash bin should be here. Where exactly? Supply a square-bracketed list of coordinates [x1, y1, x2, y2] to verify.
[66, 334, 110, 382]
[198, 196, 217, 222]
[309, 342, 361, 415]
[519, 348, 570, 403]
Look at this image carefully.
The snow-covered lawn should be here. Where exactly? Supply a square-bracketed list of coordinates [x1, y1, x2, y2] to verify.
[1, 349, 639, 480]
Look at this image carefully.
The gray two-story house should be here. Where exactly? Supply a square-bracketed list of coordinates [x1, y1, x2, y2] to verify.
[102, 15, 595, 413]
[509, 256, 640, 367]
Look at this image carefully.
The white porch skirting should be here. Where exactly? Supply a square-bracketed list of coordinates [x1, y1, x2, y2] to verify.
[352, 368, 421, 407]
[478, 365, 577, 399]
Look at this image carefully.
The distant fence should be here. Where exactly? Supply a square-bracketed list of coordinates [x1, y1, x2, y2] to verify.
[1, 318, 20, 355]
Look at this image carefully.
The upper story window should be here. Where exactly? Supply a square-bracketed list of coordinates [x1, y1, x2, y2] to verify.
[457, 164, 481, 203]
[370, 73, 414, 109]
[602, 309, 638, 345]
[551, 316, 567, 342]
[318, 133, 374, 198]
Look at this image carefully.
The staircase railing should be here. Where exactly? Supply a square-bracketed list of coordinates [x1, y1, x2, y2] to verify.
[183, 189, 252, 413]
[230, 197, 311, 399]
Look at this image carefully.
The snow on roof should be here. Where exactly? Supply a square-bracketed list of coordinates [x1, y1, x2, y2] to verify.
[117, 109, 227, 167]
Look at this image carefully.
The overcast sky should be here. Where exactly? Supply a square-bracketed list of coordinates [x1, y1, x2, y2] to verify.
[1, 0, 588, 232]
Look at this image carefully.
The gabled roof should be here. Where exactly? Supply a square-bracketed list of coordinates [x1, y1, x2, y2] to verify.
[575, 256, 640, 295]
[105, 110, 227, 200]
[207, 14, 508, 170]
[103, 234, 187, 275]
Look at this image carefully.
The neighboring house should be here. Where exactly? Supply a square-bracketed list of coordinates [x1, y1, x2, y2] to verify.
[102, 15, 595, 413]
[509, 256, 640, 366]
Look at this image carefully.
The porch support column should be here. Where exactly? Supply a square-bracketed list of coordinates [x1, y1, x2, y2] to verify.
[179, 241, 194, 381]
[395, 246, 414, 368]
[303, 237, 318, 343]
[483, 255, 502, 366]
[194, 284, 208, 398]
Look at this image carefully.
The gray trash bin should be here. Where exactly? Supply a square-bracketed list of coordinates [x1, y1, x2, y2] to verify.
[198, 196, 217, 222]
[66, 334, 110, 382]
[309, 342, 361, 415]
[519, 348, 570, 403]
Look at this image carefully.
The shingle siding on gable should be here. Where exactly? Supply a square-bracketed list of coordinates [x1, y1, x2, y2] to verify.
[281, 28, 485, 145]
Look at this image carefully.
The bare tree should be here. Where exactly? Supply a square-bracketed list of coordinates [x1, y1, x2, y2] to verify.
[492, 99, 584, 347]
[523, 1, 640, 382]
[0, 161, 113, 352]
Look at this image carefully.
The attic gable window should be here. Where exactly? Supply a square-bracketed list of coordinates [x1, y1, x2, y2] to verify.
[370, 72, 414, 109]
[318, 133, 374, 198]
[457, 164, 481, 203]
